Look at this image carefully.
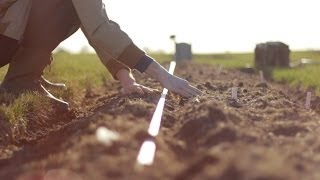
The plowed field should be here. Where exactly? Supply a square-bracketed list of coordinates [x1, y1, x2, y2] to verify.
[1, 62, 320, 180]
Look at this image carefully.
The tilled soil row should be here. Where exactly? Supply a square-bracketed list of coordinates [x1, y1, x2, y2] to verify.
[1, 62, 320, 180]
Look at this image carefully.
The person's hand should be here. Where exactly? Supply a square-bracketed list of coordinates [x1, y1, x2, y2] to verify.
[116, 68, 158, 95]
[159, 73, 201, 97]
[120, 81, 157, 95]
[145, 61, 202, 97]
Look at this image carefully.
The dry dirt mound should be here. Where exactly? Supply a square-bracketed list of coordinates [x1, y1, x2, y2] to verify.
[1, 62, 320, 180]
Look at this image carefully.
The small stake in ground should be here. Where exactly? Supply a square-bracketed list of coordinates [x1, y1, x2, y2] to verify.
[232, 87, 238, 100]
[259, 71, 266, 83]
[305, 92, 311, 109]
[216, 65, 223, 76]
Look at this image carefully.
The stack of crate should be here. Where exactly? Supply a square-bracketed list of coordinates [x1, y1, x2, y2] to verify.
[255, 42, 290, 68]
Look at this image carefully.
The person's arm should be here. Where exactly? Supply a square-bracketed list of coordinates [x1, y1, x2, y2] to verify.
[72, 0, 145, 69]
[91, 41, 156, 94]
[116, 68, 157, 95]
[72, 0, 201, 97]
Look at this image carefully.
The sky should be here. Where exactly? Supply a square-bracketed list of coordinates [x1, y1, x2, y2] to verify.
[59, 0, 320, 54]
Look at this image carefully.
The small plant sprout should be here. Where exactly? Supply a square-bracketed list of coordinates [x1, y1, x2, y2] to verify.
[232, 87, 238, 100]
[305, 92, 312, 109]
[259, 71, 266, 83]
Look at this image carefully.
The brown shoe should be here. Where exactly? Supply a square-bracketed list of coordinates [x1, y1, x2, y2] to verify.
[40, 76, 67, 90]
[1, 47, 69, 111]
[0, 76, 69, 111]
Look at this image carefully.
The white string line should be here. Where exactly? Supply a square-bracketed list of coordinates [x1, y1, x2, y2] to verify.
[137, 61, 176, 165]
[136, 140, 156, 166]
[148, 61, 176, 137]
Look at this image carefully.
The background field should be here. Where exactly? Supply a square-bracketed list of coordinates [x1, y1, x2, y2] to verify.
[1, 51, 320, 179]
[2, 50, 319, 137]
[1, 50, 320, 94]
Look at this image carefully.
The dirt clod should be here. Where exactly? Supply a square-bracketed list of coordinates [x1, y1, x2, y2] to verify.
[256, 82, 268, 88]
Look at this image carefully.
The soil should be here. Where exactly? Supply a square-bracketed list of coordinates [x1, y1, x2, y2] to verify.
[1, 62, 320, 180]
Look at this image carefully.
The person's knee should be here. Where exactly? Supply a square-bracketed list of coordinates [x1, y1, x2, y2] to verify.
[0, 35, 19, 67]
[22, 0, 80, 51]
